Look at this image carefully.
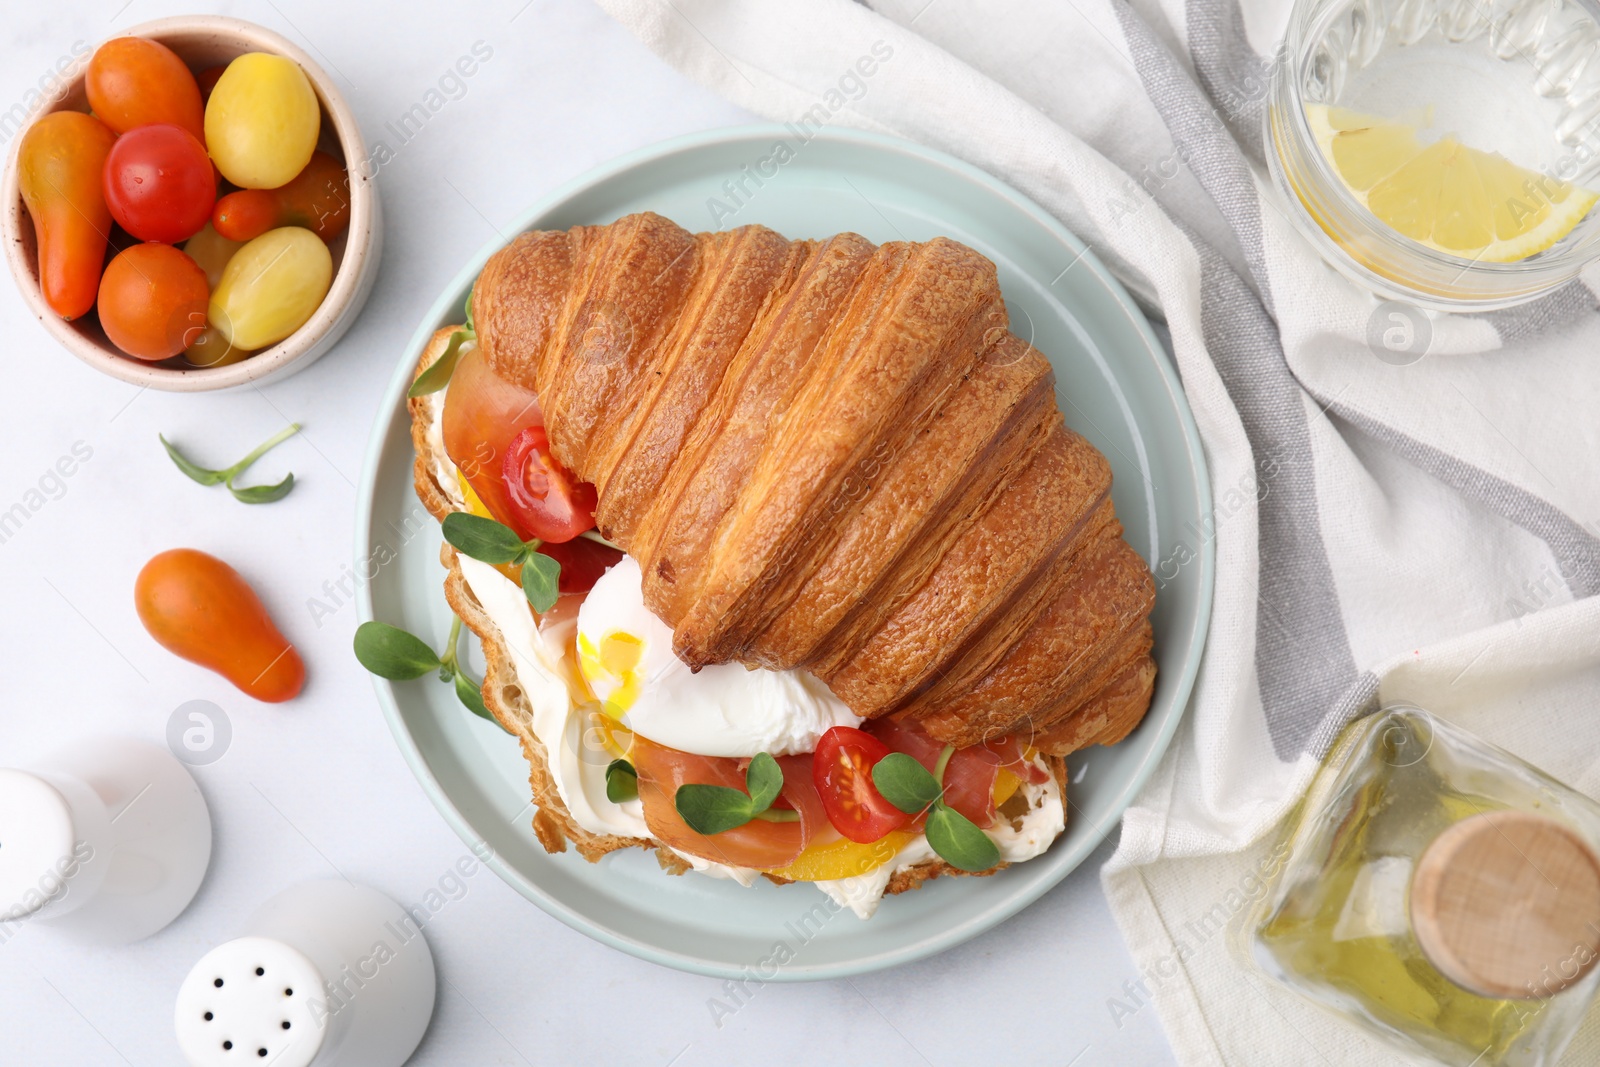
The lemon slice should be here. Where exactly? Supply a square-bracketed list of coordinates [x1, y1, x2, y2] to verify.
[1305, 104, 1597, 263]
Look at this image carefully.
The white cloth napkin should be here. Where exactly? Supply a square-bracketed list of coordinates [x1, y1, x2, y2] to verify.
[593, 0, 1600, 1061]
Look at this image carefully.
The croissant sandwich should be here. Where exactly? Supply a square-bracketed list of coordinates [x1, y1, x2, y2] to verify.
[406, 212, 1155, 916]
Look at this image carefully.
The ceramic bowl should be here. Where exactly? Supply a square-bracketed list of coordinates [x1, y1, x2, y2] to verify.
[1, 15, 381, 392]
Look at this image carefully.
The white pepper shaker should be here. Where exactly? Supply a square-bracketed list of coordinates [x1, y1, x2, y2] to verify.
[175, 880, 437, 1067]
[0, 736, 212, 943]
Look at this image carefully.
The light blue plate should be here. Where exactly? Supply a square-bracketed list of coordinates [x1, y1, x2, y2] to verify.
[356, 125, 1212, 980]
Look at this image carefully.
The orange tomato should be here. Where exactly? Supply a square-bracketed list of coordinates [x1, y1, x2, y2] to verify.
[97, 244, 210, 361]
[85, 37, 205, 139]
[17, 112, 117, 320]
[212, 151, 351, 243]
[135, 549, 305, 703]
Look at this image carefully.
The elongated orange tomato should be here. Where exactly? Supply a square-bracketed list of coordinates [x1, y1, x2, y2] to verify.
[86, 37, 205, 139]
[18, 112, 117, 320]
[135, 549, 305, 703]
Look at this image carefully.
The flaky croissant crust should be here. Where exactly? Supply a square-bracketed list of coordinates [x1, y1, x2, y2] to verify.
[474, 212, 1155, 756]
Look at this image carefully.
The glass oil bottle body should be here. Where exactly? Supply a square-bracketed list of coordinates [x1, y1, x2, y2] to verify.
[1247, 708, 1600, 1067]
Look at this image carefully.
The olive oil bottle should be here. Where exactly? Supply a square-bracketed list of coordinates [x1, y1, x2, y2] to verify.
[1247, 708, 1600, 1066]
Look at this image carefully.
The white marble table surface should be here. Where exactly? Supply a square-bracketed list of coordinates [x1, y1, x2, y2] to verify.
[0, 2, 1178, 1063]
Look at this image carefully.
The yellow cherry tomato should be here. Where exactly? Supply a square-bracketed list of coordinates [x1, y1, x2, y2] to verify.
[210, 226, 331, 350]
[182, 222, 244, 291]
[204, 53, 320, 189]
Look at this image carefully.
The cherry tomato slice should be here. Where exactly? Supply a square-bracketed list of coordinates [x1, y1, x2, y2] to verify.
[103, 123, 216, 243]
[502, 425, 597, 544]
[813, 726, 911, 843]
[537, 536, 621, 596]
[440, 343, 544, 531]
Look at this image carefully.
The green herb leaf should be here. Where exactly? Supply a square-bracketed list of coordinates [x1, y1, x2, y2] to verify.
[353, 621, 441, 680]
[674, 783, 757, 835]
[442, 512, 528, 565]
[159, 434, 226, 485]
[520, 551, 561, 613]
[229, 471, 295, 504]
[223, 423, 300, 481]
[924, 804, 1001, 872]
[872, 752, 943, 815]
[745, 752, 784, 813]
[454, 669, 494, 721]
[605, 759, 638, 803]
[464, 286, 476, 333]
[408, 329, 471, 399]
[160, 424, 300, 504]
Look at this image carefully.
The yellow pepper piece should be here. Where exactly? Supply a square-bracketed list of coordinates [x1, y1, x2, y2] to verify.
[456, 471, 492, 518]
[769, 831, 915, 882]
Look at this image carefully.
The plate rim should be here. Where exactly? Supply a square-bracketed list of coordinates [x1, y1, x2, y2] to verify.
[355, 122, 1213, 980]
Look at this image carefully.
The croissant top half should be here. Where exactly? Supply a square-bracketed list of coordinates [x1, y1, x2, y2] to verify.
[473, 212, 1155, 756]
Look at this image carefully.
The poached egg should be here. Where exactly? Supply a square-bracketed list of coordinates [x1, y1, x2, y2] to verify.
[575, 555, 861, 757]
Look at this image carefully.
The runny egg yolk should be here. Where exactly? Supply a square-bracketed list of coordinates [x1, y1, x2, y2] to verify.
[578, 630, 645, 719]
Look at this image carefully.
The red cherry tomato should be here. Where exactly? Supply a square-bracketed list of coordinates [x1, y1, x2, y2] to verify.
[813, 726, 912, 843]
[210, 189, 278, 243]
[97, 243, 209, 361]
[440, 343, 545, 531]
[502, 425, 597, 544]
[195, 65, 227, 104]
[102, 124, 215, 243]
[537, 536, 621, 596]
[212, 151, 351, 243]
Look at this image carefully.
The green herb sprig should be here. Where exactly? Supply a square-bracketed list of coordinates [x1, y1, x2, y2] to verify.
[161, 423, 301, 504]
[441, 512, 562, 613]
[408, 289, 478, 399]
[872, 747, 1001, 872]
[673, 753, 798, 834]
[408, 328, 471, 399]
[353, 616, 504, 731]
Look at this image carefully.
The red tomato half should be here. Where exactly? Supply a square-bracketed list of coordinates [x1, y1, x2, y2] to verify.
[631, 736, 806, 869]
[440, 344, 544, 531]
[813, 726, 912, 843]
[503, 425, 597, 543]
[538, 536, 621, 596]
[102, 124, 215, 243]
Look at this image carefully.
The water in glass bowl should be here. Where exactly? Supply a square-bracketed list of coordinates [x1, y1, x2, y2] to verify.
[1299, 0, 1600, 263]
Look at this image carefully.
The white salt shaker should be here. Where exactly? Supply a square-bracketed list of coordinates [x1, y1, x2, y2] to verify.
[0, 736, 212, 944]
[175, 880, 437, 1067]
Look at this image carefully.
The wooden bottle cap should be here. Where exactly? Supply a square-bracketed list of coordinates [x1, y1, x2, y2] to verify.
[1411, 811, 1600, 1000]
